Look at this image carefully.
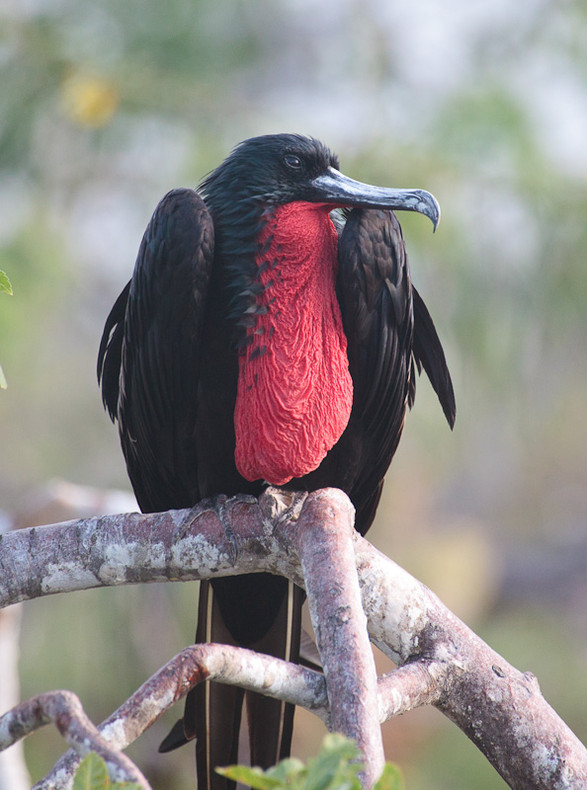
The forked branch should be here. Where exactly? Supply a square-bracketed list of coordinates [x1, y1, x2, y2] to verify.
[0, 488, 586, 789]
[0, 689, 151, 789]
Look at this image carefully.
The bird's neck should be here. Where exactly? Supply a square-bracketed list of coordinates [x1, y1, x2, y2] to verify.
[234, 201, 353, 485]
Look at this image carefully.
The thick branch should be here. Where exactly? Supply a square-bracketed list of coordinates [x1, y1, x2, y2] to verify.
[1, 489, 586, 789]
[353, 535, 587, 789]
[0, 495, 267, 606]
[281, 490, 384, 785]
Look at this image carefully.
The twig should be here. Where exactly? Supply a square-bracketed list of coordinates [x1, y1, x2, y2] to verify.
[377, 662, 445, 721]
[0, 690, 151, 789]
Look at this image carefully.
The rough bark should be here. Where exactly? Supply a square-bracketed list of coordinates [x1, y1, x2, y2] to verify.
[0, 488, 585, 789]
[352, 534, 587, 789]
[0, 690, 151, 789]
[284, 489, 384, 785]
[21, 644, 406, 789]
[12, 644, 326, 790]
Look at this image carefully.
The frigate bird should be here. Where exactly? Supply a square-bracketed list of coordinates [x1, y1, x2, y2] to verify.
[98, 134, 455, 788]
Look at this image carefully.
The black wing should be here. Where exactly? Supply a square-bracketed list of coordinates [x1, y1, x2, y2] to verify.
[412, 285, 456, 428]
[336, 208, 455, 533]
[97, 188, 215, 512]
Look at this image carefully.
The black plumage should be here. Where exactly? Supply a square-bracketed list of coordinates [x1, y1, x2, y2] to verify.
[98, 134, 455, 788]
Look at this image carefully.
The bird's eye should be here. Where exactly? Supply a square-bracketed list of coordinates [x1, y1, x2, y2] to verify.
[284, 154, 302, 169]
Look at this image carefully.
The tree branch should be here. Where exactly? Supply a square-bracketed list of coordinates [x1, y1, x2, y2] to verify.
[23, 644, 327, 790]
[352, 534, 587, 789]
[0, 690, 151, 789]
[1, 488, 586, 789]
[25, 642, 420, 790]
[282, 489, 384, 785]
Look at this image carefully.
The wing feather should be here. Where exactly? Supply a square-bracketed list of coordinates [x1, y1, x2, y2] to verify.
[336, 209, 413, 532]
[337, 208, 454, 533]
[412, 286, 456, 427]
[98, 188, 214, 512]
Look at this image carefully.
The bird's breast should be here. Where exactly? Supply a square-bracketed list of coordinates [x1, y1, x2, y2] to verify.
[234, 202, 353, 485]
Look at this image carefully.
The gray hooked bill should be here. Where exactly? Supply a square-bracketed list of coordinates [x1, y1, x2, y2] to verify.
[309, 167, 440, 231]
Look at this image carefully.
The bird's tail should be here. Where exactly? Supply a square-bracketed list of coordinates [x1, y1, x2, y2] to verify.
[159, 574, 303, 789]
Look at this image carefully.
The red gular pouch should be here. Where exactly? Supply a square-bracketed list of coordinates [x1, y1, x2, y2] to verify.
[234, 201, 353, 485]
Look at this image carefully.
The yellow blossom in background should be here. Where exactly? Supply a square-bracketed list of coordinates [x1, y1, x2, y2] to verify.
[60, 74, 119, 127]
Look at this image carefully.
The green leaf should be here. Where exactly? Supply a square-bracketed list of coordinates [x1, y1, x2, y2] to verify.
[218, 735, 403, 790]
[373, 762, 405, 790]
[265, 757, 306, 784]
[72, 753, 142, 790]
[305, 735, 362, 790]
[0, 364, 6, 390]
[319, 734, 361, 761]
[73, 753, 109, 790]
[0, 270, 12, 296]
[217, 764, 283, 789]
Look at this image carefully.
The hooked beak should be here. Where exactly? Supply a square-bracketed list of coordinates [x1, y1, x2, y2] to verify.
[309, 167, 440, 231]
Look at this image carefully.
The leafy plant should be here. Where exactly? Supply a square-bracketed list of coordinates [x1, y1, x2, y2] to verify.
[0, 271, 11, 295]
[72, 753, 142, 790]
[217, 734, 405, 790]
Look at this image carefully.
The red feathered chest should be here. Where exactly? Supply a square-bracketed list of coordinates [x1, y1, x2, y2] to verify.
[233, 201, 353, 485]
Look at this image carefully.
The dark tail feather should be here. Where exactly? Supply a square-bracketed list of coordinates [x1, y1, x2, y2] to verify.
[246, 583, 304, 768]
[159, 577, 303, 789]
[158, 717, 190, 753]
[158, 582, 244, 789]
[299, 628, 322, 673]
[193, 581, 244, 790]
[412, 286, 456, 428]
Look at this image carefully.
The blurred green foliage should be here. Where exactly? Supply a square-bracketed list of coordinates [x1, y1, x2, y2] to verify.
[73, 752, 141, 790]
[0, 269, 12, 387]
[2, 0, 586, 788]
[218, 734, 404, 790]
[0, 270, 12, 295]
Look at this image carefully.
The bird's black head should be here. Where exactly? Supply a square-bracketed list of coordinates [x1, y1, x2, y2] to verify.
[199, 134, 440, 348]
[200, 134, 340, 214]
[200, 133, 439, 230]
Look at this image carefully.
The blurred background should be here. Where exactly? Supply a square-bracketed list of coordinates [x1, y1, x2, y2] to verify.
[1, 0, 586, 787]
